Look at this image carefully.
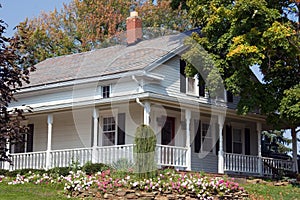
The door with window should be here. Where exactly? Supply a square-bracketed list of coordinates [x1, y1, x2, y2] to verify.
[161, 117, 175, 164]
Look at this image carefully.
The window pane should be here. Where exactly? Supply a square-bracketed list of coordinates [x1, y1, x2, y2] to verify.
[233, 129, 242, 142]
[103, 117, 115, 146]
[233, 142, 242, 154]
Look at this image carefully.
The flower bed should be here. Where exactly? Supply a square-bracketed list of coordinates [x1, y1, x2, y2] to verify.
[0, 169, 248, 199]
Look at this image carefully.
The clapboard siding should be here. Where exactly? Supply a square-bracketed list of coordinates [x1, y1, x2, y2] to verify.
[52, 110, 92, 150]
[191, 152, 218, 172]
[30, 115, 48, 152]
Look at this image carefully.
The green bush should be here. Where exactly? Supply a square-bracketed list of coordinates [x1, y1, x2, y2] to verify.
[82, 162, 110, 175]
[134, 124, 157, 179]
[7, 169, 46, 177]
[0, 169, 8, 176]
[47, 167, 70, 176]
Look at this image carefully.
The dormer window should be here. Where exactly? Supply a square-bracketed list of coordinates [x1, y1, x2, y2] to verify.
[102, 85, 110, 98]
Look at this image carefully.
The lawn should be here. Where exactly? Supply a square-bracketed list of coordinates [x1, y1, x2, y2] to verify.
[0, 184, 71, 200]
[243, 182, 300, 200]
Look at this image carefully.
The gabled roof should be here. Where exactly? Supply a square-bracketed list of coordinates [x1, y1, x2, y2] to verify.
[27, 34, 187, 88]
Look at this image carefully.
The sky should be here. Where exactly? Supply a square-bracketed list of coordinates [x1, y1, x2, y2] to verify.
[0, 0, 72, 37]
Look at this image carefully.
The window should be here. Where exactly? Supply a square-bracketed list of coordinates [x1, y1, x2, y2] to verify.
[102, 85, 110, 98]
[201, 123, 213, 152]
[102, 117, 116, 146]
[13, 124, 34, 153]
[227, 91, 233, 102]
[232, 128, 242, 154]
[102, 113, 126, 146]
[194, 120, 213, 153]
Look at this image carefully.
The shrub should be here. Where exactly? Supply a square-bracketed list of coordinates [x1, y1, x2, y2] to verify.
[111, 158, 134, 172]
[7, 169, 46, 177]
[134, 124, 157, 179]
[0, 169, 8, 176]
[47, 167, 70, 176]
[82, 162, 110, 175]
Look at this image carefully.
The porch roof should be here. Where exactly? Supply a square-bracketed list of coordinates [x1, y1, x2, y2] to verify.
[25, 34, 186, 88]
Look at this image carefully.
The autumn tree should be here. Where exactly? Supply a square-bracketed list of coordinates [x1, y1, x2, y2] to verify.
[0, 11, 35, 161]
[15, 0, 191, 65]
[184, 0, 299, 171]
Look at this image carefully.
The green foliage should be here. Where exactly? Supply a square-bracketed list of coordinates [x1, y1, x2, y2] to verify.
[0, 169, 8, 176]
[279, 83, 300, 127]
[81, 161, 110, 175]
[47, 167, 70, 177]
[111, 158, 134, 172]
[185, 0, 300, 130]
[134, 124, 157, 179]
[262, 130, 292, 156]
[6, 169, 46, 177]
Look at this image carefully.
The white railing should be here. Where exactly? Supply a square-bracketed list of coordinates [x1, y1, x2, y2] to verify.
[1, 144, 188, 171]
[10, 151, 47, 171]
[156, 144, 187, 168]
[51, 147, 93, 168]
[224, 153, 260, 174]
[262, 157, 294, 176]
[96, 144, 134, 164]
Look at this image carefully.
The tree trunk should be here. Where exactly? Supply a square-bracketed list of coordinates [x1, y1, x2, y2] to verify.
[291, 127, 298, 173]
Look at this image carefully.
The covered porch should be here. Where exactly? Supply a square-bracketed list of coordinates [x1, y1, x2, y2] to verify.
[1, 100, 296, 176]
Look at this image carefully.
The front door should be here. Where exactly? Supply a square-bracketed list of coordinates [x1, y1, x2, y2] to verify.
[161, 117, 175, 165]
[161, 117, 175, 146]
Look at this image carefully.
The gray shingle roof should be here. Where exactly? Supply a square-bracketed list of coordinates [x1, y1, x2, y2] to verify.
[28, 34, 186, 87]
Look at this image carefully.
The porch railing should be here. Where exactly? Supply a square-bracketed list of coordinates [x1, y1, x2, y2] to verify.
[262, 157, 294, 176]
[1, 144, 187, 171]
[51, 147, 93, 168]
[96, 144, 134, 164]
[224, 153, 260, 174]
[156, 144, 187, 168]
[10, 151, 47, 171]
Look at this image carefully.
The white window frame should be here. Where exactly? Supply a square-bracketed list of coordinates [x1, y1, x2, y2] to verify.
[100, 109, 118, 146]
[102, 116, 116, 146]
[101, 84, 112, 98]
[186, 74, 199, 96]
[230, 123, 245, 155]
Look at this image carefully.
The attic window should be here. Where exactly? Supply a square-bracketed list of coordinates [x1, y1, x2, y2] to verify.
[102, 85, 110, 98]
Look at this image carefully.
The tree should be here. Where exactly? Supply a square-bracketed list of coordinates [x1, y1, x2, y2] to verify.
[134, 124, 157, 179]
[15, 0, 191, 65]
[0, 10, 35, 161]
[184, 0, 299, 170]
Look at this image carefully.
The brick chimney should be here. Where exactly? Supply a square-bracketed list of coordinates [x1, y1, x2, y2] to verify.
[126, 11, 142, 45]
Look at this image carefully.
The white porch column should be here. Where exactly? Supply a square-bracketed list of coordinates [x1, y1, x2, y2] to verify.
[144, 101, 151, 126]
[4, 139, 10, 170]
[185, 109, 191, 171]
[291, 128, 298, 173]
[218, 114, 225, 174]
[46, 114, 53, 170]
[92, 108, 99, 163]
[257, 122, 263, 175]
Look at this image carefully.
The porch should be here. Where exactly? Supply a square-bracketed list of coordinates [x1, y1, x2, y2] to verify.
[1, 145, 295, 177]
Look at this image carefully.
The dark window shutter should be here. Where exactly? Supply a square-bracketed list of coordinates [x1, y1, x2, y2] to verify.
[117, 113, 126, 145]
[194, 120, 201, 153]
[199, 75, 205, 97]
[180, 59, 186, 93]
[227, 91, 233, 102]
[26, 124, 34, 152]
[215, 124, 219, 155]
[226, 125, 232, 153]
[245, 128, 251, 155]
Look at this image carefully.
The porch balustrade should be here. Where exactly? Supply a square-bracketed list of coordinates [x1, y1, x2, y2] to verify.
[51, 147, 93, 168]
[224, 153, 260, 174]
[262, 157, 294, 176]
[0, 144, 187, 171]
[156, 144, 187, 168]
[10, 151, 47, 171]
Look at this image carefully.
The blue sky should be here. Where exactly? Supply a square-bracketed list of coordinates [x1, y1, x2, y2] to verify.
[0, 0, 72, 37]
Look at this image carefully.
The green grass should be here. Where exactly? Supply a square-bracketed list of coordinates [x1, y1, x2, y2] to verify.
[0, 184, 72, 200]
[243, 183, 300, 200]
